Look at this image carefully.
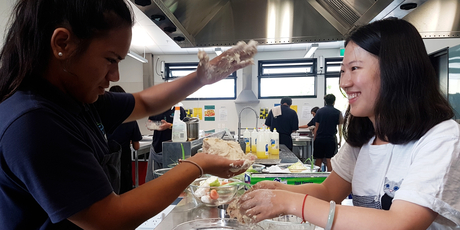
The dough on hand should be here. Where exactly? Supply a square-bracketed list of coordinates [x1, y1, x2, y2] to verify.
[228, 195, 254, 224]
[202, 137, 256, 171]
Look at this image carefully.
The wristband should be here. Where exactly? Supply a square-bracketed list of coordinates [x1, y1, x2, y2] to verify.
[301, 194, 309, 223]
[325, 200, 336, 230]
[179, 159, 203, 178]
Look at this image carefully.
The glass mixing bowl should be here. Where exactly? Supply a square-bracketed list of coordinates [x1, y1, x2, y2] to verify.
[188, 177, 242, 207]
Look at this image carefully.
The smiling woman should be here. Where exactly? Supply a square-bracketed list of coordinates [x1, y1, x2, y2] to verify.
[234, 18, 460, 230]
[0, 0, 257, 229]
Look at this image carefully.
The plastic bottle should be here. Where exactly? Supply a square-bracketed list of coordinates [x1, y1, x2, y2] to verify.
[172, 106, 187, 142]
[256, 128, 267, 159]
[264, 128, 271, 157]
[270, 128, 279, 155]
[243, 128, 251, 154]
[251, 128, 258, 154]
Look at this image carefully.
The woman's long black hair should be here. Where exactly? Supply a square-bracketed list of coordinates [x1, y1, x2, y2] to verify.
[343, 18, 454, 147]
[0, 0, 133, 102]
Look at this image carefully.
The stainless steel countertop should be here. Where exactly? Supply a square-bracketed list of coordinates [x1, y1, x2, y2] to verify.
[278, 145, 302, 164]
[155, 146, 307, 229]
[155, 198, 325, 230]
[154, 199, 228, 229]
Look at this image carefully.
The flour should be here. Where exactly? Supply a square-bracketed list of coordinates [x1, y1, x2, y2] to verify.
[197, 40, 258, 81]
[228, 189, 275, 224]
[202, 137, 256, 172]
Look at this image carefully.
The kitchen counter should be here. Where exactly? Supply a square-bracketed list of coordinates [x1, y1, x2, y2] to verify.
[151, 197, 353, 229]
[153, 145, 314, 229]
[153, 199, 228, 229]
[154, 198, 324, 229]
[278, 144, 302, 163]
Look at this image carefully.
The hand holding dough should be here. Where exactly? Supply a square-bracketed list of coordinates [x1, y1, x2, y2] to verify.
[202, 137, 256, 172]
[197, 40, 258, 85]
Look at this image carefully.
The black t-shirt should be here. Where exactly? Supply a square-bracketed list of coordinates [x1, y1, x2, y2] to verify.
[264, 105, 299, 149]
[315, 105, 342, 139]
[107, 121, 142, 160]
[148, 107, 186, 153]
[0, 78, 134, 229]
[307, 116, 316, 127]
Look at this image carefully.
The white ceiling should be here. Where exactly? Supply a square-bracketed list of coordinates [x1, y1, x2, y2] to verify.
[127, 1, 344, 56]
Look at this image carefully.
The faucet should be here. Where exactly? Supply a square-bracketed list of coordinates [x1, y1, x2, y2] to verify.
[237, 106, 259, 142]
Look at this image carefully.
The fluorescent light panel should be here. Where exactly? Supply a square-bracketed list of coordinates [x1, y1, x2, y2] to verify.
[304, 43, 319, 58]
[127, 51, 148, 63]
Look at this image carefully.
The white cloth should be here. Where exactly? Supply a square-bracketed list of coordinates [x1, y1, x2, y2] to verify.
[272, 106, 282, 118]
[332, 119, 460, 229]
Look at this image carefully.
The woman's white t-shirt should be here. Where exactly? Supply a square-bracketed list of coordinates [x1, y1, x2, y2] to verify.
[332, 119, 460, 229]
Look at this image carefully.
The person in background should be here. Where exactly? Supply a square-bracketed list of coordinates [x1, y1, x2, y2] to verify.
[265, 96, 299, 151]
[145, 105, 186, 182]
[0, 0, 257, 229]
[107, 85, 143, 194]
[235, 18, 460, 229]
[313, 94, 344, 172]
[299, 106, 320, 129]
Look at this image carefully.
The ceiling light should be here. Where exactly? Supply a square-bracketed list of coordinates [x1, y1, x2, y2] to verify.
[173, 36, 185, 42]
[150, 14, 165, 22]
[127, 51, 148, 63]
[134, 0, 151, 6]
[400, 3, 417, 10]
[215, 48, 222, 56]
[304, 43, 319, 58]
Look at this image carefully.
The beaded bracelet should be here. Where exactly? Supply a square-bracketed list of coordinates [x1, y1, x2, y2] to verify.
[178, 159, 203, 178]
[301, 194, 309, 223]
[325, 200, 336, 230]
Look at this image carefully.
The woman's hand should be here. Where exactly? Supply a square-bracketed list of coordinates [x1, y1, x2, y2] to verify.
[196, 40, 258, 85]
[237, 189, 300, 223]
[190, 153, 250, 178]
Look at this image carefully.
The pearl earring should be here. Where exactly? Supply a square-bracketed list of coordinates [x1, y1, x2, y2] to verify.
[58, 52, 63, 57]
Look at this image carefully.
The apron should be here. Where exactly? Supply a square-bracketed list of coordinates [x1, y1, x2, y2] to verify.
[82, 103, 123, 194]
[103, 140, 122, 194]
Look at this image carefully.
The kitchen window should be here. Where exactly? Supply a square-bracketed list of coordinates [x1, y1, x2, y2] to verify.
[324, 57, 348, 112]
[164, 63, 237, 100]
[258, 59, 317, 98]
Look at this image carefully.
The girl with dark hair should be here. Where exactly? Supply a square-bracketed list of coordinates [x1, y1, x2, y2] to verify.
[235, 18, 460, 229]
[299, 106, 320, 129]
[0, 0, 257, 229]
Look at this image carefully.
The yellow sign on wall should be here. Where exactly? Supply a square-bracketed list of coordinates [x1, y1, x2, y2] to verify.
[193, 108, 202, 120]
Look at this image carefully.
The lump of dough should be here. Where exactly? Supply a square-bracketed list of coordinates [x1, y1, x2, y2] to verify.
[228, 194, 256, 224]
[202, 137, 256, 171]
[202, 137, 255, 161]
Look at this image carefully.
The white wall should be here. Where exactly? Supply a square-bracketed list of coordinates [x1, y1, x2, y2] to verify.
[111, 56, 150, 135]
[152, 48, 339, 135]
[0, 0, 14, 48]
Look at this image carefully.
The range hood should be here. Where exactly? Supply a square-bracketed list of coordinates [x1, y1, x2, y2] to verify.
[126, 0, 460, 48]
[234, 65, 259, 104]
